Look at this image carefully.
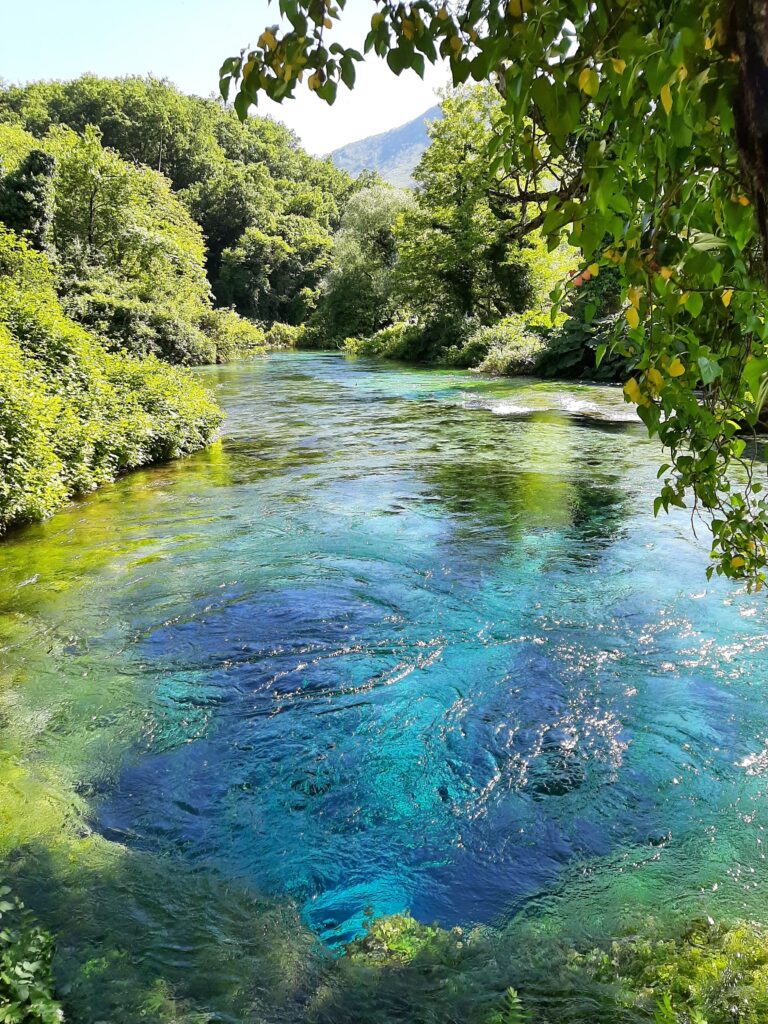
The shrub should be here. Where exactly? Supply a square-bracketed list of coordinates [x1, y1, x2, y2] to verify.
[264, 321, 305, 349]
[0, 227, 221, 532]
[62, 288, 216, 365]
[442, 311, 552, 374]
[199, 307, 266, 362]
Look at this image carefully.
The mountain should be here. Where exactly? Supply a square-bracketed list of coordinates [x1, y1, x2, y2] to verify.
[330, 104, 442, 187]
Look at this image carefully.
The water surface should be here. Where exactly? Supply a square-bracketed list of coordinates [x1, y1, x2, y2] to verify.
[2, 353, 768, 1015]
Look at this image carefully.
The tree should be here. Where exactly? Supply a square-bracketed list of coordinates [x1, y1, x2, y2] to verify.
[316, 183, 414, 339]
[0, 148, 55, 250]
[0, 75, 355, 332]
[394, 85, 536, 325]
[218, 214, 332, 324]
[221, 0, 768, 589]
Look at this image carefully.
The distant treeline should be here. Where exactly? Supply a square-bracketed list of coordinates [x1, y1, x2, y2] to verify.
[0, 75, 361, 532]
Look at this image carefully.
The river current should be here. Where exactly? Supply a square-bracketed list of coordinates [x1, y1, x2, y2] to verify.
[2, 353, 768, 1019]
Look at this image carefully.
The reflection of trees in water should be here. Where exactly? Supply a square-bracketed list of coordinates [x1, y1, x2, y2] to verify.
[425, 411, 631, 560]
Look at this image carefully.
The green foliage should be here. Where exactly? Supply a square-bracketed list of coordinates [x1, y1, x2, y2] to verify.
[315, 184, 415, 340]
[314, 911, 768, 1024]
[0, 111, 281, 366]
[487, 988, 526, 1024]
[394, 86, 537, 328]
[264, 321, 306, 349]
[0, 883, 62, 1024]
[200, 307, 266, 363]
[0, 149, 55, 250]
[225, 0, 768, 586]
[0, 75, 354, 334]
[575, 919, 768, 1023]
[537, 265, 626, 381]
[218, 215, 332, 324]
[0, 227, 221, 532]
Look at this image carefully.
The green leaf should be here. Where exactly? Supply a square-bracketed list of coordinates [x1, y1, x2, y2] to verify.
[685, 291, 703, 317]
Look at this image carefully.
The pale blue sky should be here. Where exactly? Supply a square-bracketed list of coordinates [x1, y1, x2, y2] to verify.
[0, 0, 447, 153]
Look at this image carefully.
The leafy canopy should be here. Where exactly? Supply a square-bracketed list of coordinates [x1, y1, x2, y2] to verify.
[222, 0, 768, 589]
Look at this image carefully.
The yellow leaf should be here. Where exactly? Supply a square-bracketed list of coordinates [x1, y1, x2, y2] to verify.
[677, 64, 688, 82]
[308, 72, 321, 91]
[704, 35, 713, 50]
[259, 29, 277, 49]
[731, 556, 746, 569]
[737, 194, 750, 206]
[578, 67, 599, 97]
[243, 59, 256, 78]
[623, 377, 642, 404]
[714, 18, 726, 44]
[507, 0, 523, 16]
[660, 83, 673, 115]
[677, 291, 690, 305]
[659, 267, 673, 281]
[437, 6, 449, 19]
[588, 263, 600, 277]
[722, 289, 733, 307]
[402, 18, 415, 39]
[646, 367, 664, 393]
[628, 285, 642, 309]
[449, 35, 463, 53]
[371, 12, 385, 28]
[625, 305, 640, 329]
[668, 357, 685, 377]
[611, 57, 626, 74]
[323, 17, 332, 28]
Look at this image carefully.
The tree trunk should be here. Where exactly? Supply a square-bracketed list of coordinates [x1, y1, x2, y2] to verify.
[729, 0, 768, 276]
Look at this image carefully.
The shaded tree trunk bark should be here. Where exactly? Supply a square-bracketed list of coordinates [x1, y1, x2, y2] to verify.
[729, 0, 768, 276]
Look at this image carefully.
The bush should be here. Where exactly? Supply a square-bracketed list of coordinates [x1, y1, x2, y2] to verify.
[321, 912, 768, 1024]
[442, 311, 552, 374]
[62, 288, 216, 365]
[199, 307, 266, 362]
[264, 321, 305, 349]
[0, 227, 221, 532]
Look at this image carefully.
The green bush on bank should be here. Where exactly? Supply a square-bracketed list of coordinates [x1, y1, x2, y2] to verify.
[199, 307, 266, 363]
[265, 321, 306, 349]
[0, 227, 221, 533]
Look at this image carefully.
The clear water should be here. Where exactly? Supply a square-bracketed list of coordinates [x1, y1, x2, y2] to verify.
[3, 353, 768, 1018]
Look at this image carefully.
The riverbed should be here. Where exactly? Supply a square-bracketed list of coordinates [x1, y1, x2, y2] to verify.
[2, 353, 768, 1020]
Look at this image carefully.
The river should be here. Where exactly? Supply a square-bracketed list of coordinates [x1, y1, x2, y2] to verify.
[2, 353, 768, 1021]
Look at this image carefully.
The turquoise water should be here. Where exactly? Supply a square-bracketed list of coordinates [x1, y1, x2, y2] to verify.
[2, 353, 768, 1016]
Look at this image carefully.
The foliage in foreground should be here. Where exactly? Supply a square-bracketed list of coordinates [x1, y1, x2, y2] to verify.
[310, 912, 768, 1024]
[0, 884, 61, 1024]
[0, 226, 221, 532]
[222, 0, 768, 588]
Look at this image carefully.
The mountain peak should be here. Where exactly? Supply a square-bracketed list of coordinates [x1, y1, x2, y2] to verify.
[330, 104, 442, 188]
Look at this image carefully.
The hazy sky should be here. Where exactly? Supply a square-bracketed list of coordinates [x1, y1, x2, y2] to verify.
[0, 0, 448, 154]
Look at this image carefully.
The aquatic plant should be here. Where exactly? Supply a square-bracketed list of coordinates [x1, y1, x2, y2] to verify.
[0, 885, 62, 1024]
